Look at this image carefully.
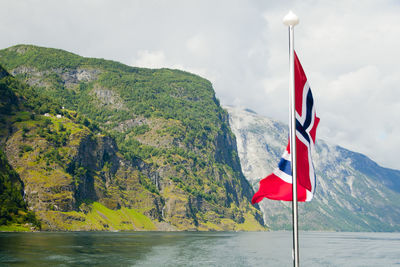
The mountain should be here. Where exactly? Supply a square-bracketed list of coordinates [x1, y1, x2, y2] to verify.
[0, 45, 264, 231]
[225, 106, 400, 232]
[0, 148, 41, 231]
[0, 65, 42, 231]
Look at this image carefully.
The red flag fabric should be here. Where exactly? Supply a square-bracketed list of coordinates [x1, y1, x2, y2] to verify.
[252, 51, 320, 203]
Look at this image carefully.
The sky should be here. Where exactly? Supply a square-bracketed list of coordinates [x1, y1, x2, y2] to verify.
[1, 0, 400, 169]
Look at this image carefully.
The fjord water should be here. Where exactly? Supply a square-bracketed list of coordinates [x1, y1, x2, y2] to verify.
[1, 232, 399, 266]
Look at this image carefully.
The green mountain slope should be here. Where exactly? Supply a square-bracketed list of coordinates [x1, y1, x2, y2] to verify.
[0, 66, 41, 231]
[0, 45, 264, 231]
[0, 63, 163, 231]
[0, 148, 41, 231]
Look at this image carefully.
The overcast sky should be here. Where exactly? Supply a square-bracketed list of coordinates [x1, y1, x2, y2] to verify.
[1, 0, 400, 169]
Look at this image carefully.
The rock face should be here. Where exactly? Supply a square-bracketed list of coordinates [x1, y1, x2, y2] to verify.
[9, 66, 100, 90]
[226, 106, 400, 231]
[92, 85, 126, 110]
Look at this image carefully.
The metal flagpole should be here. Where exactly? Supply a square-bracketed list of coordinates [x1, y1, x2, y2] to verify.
[283, 11, 299, 267]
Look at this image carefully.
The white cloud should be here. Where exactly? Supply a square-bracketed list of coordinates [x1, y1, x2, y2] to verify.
[259, 1, 400, 168]
[134, 50, 167, 69]
[186, 34, 207, 56]
[1, 0, 400, 168]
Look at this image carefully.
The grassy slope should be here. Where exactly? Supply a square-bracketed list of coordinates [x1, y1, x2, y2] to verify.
[38, 202, 157, 231]
[0, 67, 40, 231]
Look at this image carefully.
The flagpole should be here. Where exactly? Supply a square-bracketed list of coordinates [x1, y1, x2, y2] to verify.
[283, 11, 300, 267]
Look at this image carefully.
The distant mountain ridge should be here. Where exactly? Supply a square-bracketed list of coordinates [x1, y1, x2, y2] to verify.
[225, 106, 400, 231]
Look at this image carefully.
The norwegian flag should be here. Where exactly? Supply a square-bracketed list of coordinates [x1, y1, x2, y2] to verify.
[252, 51, 320, 203]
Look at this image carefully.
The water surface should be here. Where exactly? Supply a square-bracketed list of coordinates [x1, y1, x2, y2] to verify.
[1, 231, 399, 266]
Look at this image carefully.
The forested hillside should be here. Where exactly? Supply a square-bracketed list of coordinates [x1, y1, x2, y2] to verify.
[0, 45, 264, 231]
